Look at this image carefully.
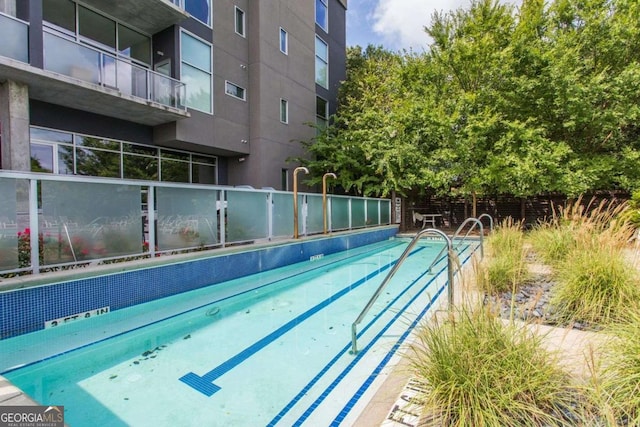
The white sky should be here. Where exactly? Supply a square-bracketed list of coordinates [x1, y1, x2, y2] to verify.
[346, 0, 522, 52]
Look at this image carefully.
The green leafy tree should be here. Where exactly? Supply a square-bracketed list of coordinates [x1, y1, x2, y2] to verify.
[297, 0, 640, 204]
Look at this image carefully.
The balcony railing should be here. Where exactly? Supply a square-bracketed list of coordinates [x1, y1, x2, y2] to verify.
[43, 32, 186, 111]
[0, 12, 29, 63]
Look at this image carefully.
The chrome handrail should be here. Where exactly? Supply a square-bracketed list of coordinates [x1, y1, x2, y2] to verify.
[350, 228, 453, 354]
[426, 217, 486, 274]
[478, 213, 494, 232]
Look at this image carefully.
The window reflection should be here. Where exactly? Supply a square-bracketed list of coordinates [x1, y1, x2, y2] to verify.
[181, 31, 212, 113]
[123, 155, 158, 180]
[30, 144, 54, 173]
[58, 145, 74, 175]
[185, 0, 210, 26]
[315, 0, 327, 30]
[75, 147, 121, 178]
[161, 159, 190, 183]
[29, 127, 216, 184]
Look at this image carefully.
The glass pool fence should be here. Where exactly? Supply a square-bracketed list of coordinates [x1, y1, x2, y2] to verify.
[0, 171, 391, 276]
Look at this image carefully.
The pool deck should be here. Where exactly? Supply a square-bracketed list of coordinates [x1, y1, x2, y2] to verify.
[0, 376, 38, 406]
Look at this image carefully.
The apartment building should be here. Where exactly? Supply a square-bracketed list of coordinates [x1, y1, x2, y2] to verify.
[0, 0, 347, 189]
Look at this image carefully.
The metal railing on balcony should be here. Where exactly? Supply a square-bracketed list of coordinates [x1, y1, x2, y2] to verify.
[43, 32, 186, 111]
[0, 12, 29, 63]
[0, 171, 392, 276]
[168, 0, 185, 8]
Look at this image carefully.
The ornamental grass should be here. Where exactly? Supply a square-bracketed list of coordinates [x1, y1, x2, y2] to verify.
[594, 308, 640, 425]
[408, 305, 583, 426]
[528, 197, 639, 326]
[475, 218, 528, 295]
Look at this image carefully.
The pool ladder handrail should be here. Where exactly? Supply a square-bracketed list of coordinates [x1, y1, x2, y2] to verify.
[350, 215, 494, 355]
[350, 228, 453, 355]
[426, 216, 489, 274]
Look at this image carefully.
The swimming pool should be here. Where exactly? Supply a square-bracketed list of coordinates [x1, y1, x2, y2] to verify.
[0, 237, 477, 426]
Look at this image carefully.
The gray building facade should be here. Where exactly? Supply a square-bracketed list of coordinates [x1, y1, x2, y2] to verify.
[0, 0, 347, 189]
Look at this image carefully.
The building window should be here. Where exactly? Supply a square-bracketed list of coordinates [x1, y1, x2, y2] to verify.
[235, 6, 245, 37]
[315, 36, 328, 88]
[185, 0, 211, 26]
[225, 81, 246, 100]
[316, 96, 328, 133]
[280, 99, 288, 124]
[315, 0, 327, 31]
[180, 30, 213, 114]
[279, 28, 288, 54]
[281, 168, 289, 191]
[29, 126, 217, 184]
[43, 0, 76, 34]
[43, 1, 152, 66]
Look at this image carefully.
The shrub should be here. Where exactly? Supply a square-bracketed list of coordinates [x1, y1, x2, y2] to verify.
[408, 305, 582, 426]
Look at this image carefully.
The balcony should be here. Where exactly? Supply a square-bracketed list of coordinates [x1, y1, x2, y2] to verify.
[0, 30, 189, 126]
[79, 0, 188, 34]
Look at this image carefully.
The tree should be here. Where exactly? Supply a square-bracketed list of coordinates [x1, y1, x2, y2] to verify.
[297, 0, 640, 204]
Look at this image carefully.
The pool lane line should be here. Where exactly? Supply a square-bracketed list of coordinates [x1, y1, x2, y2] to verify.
[284, 244, 476, 427]
[178, 246, 428, 397]
[0, 240, 406, 375]
[330, 246, 478, 426]
[264, 249, 451, 427]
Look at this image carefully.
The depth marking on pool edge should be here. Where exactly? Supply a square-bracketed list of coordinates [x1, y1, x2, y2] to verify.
[178, 247, 426, 397]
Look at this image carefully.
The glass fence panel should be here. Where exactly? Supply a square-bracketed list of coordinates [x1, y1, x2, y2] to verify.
[156, 187, 218, 251]
[40, 181, 142, 265]
[306, 194, 324, 234]
[351, 199, 366, 228]
[380, 199, 391, 224]
[0, 14, 28, 63]
[272, 193, 293, 238]
[44, 33, 100, 84]
[366, 200, 379, 226]
[330, 197, 349, 230]
[226, 191, 268, 242]
[0, 178, 19, 270]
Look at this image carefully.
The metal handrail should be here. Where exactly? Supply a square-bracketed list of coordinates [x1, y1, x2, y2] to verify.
[426, 217, 486, 274]
[350, 228, 453, 354]
[478, 213, 494, 232]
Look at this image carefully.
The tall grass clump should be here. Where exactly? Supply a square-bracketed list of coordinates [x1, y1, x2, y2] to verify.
[529, 197, 631, 266]
[475, 218, 527, 295]
[541, 198, 640, 325]
[528, 222, 576, 267]
[551, 244, 640, 325]
[594, 309, 640, 425]
[408, 305, 582, 426]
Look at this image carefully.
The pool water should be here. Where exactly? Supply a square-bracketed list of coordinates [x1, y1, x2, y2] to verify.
[1, 238, 475, 426]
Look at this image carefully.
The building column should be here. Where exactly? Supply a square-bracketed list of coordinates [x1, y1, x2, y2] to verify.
[0, 80, 30, 171]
